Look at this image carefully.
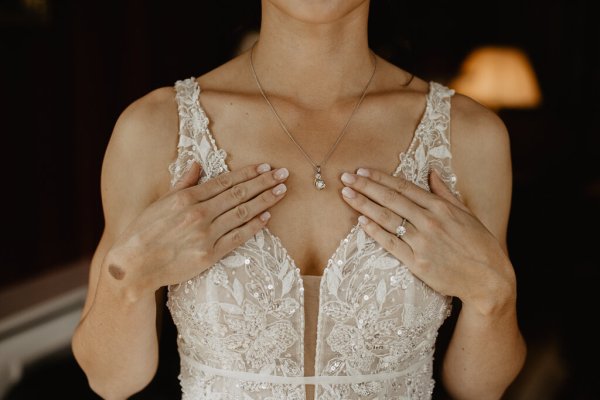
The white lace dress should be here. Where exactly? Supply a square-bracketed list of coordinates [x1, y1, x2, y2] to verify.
[166, 77, 461, 400]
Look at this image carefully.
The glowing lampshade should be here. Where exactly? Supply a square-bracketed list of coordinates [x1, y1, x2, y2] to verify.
[451, 46, 542, 110]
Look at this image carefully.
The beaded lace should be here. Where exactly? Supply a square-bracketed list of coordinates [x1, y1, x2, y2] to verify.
[167, 77, 460, 399]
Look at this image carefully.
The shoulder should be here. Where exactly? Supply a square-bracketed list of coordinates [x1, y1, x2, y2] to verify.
[449, 93, 509, 150]
[447, 92, 512, 248]
[113, 85, 180, 150]
[101, 85, 180, 226]
[448, 93, 511, 199]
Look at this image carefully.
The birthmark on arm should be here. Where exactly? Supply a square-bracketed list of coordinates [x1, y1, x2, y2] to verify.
[108, 264, 126, 280]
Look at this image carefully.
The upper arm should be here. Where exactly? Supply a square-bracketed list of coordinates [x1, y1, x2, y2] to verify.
[449, 94, 513, 255]
[79, 86, 180, 326]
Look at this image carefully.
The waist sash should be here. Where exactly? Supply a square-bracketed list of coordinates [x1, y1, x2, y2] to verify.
[180, 353, 430, 386]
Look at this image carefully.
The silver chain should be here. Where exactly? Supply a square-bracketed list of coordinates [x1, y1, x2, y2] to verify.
[249, 41, 377, 189]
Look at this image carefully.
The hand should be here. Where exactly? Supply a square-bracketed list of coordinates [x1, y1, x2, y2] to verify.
[107, 162, 290, 299]
[339, 167, 517, 316]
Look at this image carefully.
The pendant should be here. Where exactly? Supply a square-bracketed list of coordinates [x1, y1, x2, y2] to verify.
[314, 165, 326, 190]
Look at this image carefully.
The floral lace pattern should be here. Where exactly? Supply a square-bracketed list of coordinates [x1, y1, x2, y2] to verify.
[167, 77, 459, 399]
[168, 79, 229, 186]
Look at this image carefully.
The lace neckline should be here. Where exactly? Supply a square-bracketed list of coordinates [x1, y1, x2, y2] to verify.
[192, 78, 434, 279]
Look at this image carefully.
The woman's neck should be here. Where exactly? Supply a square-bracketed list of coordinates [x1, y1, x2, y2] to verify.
[251, 0, 375, 109]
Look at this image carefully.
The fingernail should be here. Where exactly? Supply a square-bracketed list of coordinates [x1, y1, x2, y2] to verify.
[358, 215, 369, 225]
[341, 186, 356, 198]
[356, 168, 370, 177]
[274, 168, 289, 180]
[272, 183, 287, 195]
[341, 172, 356, 184]
[257, 163, 271, 173]
[259, 211, 271, 222]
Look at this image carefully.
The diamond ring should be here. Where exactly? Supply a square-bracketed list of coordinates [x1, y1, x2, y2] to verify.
[395, 218, 408, 238]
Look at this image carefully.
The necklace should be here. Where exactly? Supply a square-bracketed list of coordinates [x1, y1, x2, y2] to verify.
[249, 41, 377, 190]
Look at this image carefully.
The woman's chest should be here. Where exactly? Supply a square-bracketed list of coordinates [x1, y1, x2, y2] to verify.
[201, 96, 420, 275]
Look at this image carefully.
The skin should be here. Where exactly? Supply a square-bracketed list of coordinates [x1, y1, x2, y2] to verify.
[108, 264, 125, 280]
[71, 0, 526, 399]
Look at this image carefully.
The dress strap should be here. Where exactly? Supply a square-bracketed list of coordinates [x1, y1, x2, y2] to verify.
[423, 82, 461, 200]
[168, 77, 228, 187]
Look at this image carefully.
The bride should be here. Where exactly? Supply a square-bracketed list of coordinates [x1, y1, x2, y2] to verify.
[72, 1, 526, 399]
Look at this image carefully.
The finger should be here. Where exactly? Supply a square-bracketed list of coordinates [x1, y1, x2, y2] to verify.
[353, 167, 438, 210]
[212, 211, 272, 257]
[341, 172, 428, 228]
[205, 167, 289, 221]
[357, 215, 414, 266]
[341, 186, 420, 247]
[211, 180, 287, 238]
[428, 169, 469, 212]
[170, 161, 203, 193]
[185, 163, 273, 204]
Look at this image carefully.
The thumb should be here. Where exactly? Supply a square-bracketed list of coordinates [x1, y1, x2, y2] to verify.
[429, 169, 468, 211]
[171, 161, 203, 192]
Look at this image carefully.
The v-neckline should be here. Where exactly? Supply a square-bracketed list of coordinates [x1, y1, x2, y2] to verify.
[192, 77, 433, 280]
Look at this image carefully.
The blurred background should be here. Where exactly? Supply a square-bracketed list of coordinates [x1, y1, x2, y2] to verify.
[0, 0, 598, 399]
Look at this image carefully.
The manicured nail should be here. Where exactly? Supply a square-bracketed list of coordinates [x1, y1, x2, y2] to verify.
[259, 211, 271, 222]
[257, 163, 271, 173]
[358, 215, 369, 225]
[342, 186, 356, 198]
[274, 168, 289, 180]
[341, 172, 356, 184]
[356, 168, 370, 177]
[272, 183, 287, 195]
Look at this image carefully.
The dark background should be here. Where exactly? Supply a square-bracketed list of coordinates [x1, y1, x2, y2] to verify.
[1, 0, 598, 398]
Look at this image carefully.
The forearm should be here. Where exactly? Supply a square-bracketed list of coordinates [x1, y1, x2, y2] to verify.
[72, 256, 159, 399]
[441, 291, 526, 400]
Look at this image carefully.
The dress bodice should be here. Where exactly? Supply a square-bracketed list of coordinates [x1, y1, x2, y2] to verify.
[166, 77, 460, 399]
